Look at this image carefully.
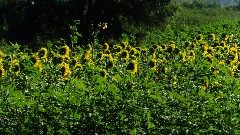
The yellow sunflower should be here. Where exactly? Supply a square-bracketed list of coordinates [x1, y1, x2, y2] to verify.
[188, 50, 195, 61]
[208, 34, 215, 40]
[102, 43, 109, 51]
[100, 69, 107, 78]
[31, 55, 40, 67]
[148, 58, 157, 71]
[60, 62, 71, 79]
[0, 51, 6, 57]
[9, 60, 20, 74]
[0, 66, 4, 77]
[59, 45, 70, 59]
[38, 47, 48, 59]
[102, 23, 108, 29]
[127, 60, 138, 74]
[121, 50, 129, 59]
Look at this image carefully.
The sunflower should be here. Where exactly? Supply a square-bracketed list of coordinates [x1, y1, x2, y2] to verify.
[100, 69, 107, 78]
[196, 34, 203, 41]
[127, 60, 138, 74]
[102, 43, 109, 51]
[188, 50, 195, 61]
[219, 61, 225, 65]
[60, 62, 71, 79]
[121, 50, 129, 59]
[84, 51, 93, 61]
[59, 45, 70, 59]
[208, 34, 215, 40]
[230, 47, 237, 55]
[102, 23, 108, 29]
[224, 45, 230, 53]
[141, 48, 148, 55]
[121, 41, 129, 49]
[71, 57, 82, 69]
[202, 44, 208, 55]
[205, 54, 213, 63]
[235, 62, 240, 71]
[185, 41, 191, 48]
[230, 53, 238, 65]
[160, 57, 168, 64]
[229, 67, 234, 77]
[180, 51, 186, 62]
[160, 44, 167, 51]
[38, 47, 48, 59]
[114, 45, 122, 54]
[167, 43, 175, 53]
[87, 44, 93, 51]
[129, 48, 138, 56]
[221, 33, 228, 41]
[52, 54, 64, 65]
[9, 60, 20, 74]
[31, 55, 40, 67]
[0, 51, 6, 57]
[107, 60, 114, 69]
[172, 75, 177, 85]
[148, 59, 157, 71]
[0, 66, 4, 77]
[207, 47, 215, 54]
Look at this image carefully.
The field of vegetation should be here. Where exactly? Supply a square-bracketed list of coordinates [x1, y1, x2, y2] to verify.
[1, 0, 240, 134]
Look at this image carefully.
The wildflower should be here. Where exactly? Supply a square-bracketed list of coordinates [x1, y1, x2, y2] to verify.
[103, 43, 109, 51]
[0, 66, 4, 77]
[102, 23, 108, 29]
[38, 47, 48, 59]
[100, 69, 107, 78]
[9, 60, 20, 74]
[127, 60, 138, 74]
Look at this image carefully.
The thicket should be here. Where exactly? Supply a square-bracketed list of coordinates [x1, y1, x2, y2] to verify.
[0, 0, 180, 49]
